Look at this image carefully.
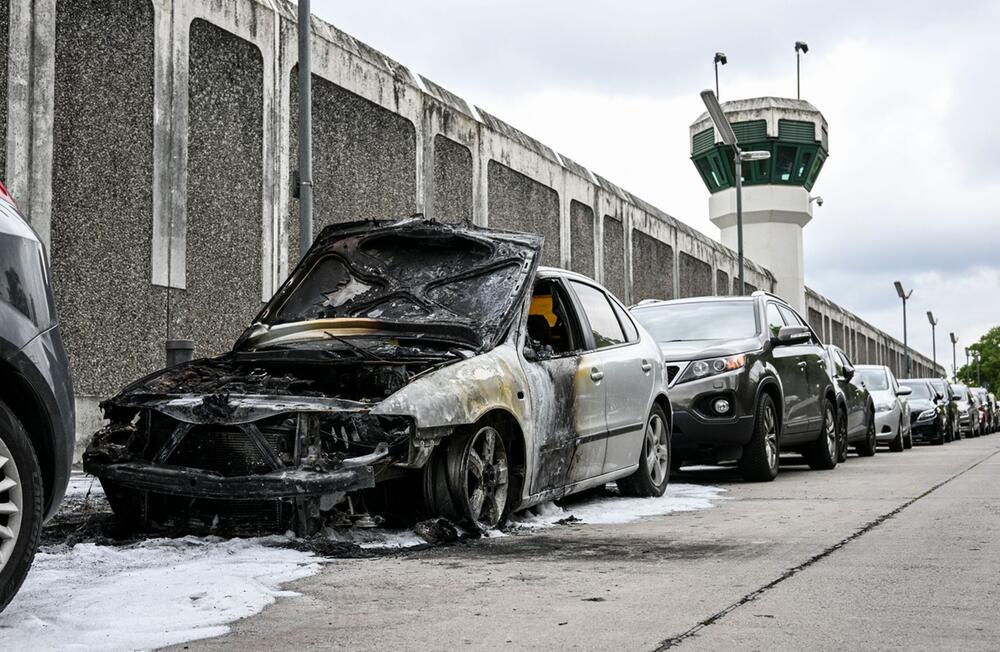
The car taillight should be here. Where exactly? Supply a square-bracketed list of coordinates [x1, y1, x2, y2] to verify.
[0, 180, 15, 207]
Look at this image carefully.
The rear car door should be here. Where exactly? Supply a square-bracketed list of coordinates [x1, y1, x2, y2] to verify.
[766, 302, 811, 436]
[522, 277, 607, 492]
[835, 348, 866, 437]
[568, 280, 652, 477]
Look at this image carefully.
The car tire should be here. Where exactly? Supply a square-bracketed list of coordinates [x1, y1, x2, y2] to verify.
[806, 399, 838, 471]
[904, 427, 913, 449]
[0, 400, 44, 613]
[889, 419, 905, 452]
[932, 420, 945, 446]
[618, 404, 670, 497]
[856, 415, 877, 457]
[836, 409, 848, 463]
[425, 422, 513, 531]
[739, 393, 780, 482]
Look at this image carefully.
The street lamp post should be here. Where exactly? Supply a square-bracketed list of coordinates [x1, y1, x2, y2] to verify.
[713, 52, 727, 99]
[927, 311, 938, 373]
[795, 41, 809, 100]
[974, 351, 982, 386]
[700, 90, 770, 296]
[950, 332, 958, 381]
[894, 281, 913, 377]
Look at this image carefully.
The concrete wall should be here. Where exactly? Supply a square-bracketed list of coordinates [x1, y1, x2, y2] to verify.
[0, 0, 941, 445]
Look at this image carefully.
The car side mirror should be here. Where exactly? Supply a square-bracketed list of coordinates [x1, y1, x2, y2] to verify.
[934, 393, 944, 402]
[897, 386, 912, 396]
[775, 325, 811, 346]
[842, 364, 855, 381]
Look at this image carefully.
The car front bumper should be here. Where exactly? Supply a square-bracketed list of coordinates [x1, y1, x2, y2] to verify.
[666, 367, 756, 458]
[875, 410, 900, 441]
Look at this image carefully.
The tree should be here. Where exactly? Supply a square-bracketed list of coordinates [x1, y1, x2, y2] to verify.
[957, 326, 1000, 391]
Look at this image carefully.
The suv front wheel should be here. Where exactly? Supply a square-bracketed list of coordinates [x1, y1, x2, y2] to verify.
[739, 393, 780, 482]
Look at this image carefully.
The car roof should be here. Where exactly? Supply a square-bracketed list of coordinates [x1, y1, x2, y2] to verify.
[629, 295, 756, 310]
[536, 266, 599, 285]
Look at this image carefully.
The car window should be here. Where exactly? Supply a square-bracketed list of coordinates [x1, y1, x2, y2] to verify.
[828, 349, 844, 376]
[858, 369, 889, 391]
[632, 301, 757, 341]
[766, 303, 786, 338]
[526, 280, 582, 356]
[900, 381, 932, 399]
[776, 305, 805, 329]
[570, 281, 626, 349]
[609, 297, 639, 342]
[836, 350, 853, 369]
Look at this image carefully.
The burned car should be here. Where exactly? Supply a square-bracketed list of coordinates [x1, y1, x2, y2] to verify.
[84, 219, 671, 533]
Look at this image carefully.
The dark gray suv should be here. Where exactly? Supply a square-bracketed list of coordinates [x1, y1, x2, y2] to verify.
[631, 292, 837, 481]
[0, 182, 75, 611]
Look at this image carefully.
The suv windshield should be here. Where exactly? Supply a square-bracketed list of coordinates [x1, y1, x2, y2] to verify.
[632, 301, 758, 342]
[858, 369, 890, 391]
[900, 381, 932, 399]
[951, 384, 968, 400]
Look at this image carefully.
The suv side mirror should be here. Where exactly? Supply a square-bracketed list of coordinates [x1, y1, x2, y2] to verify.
[897, 386, 912, 396]
[775, 325, 811, 346]
[842, 363, 855, 381]
[934, 393, 944, 402]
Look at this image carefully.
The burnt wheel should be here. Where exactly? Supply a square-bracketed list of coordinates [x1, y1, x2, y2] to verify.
[426, 424, 511, 531]
[618, 404, 670, 497]
[0, 400, 43, 612]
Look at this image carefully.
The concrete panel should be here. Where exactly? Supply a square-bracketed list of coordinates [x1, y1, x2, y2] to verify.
[172, 19, 263, 358]
[51, 0, 163, 398]
[716, 270, 730, 296]
[631, 229, 673, 302]
[488, 160, 560, 265]
[679, 251, 712, 298]
[808, 308, 824, 339]
[832, 319, 845, 348]
[602, 215, 625, 300]
[288, 70, 417, 255]
[431, 134, 472, 222]
[570, 200, 594, 278]
[0, 0, 7, 181]
[733, 277, 759, 296]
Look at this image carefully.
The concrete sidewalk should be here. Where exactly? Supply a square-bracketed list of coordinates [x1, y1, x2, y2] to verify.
[176, 436, 1000, 651]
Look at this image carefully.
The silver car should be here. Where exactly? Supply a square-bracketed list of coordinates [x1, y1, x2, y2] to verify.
[952, 383, 980, 437]
[855, 365, 912, 451]
[85, 219, 671, 533]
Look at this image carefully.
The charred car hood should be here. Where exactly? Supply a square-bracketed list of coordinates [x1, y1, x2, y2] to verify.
[235, 218, 542, 353]
[657, 337, 761, 362]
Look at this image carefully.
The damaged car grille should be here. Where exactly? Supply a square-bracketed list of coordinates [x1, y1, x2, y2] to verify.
[166, 425, 286, 477]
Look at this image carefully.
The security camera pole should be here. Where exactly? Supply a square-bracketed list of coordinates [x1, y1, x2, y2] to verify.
[950, 332, 958, 381]
[894, 281, 913, 376]
[297, 0, 314, 259]
[713, 52, 727, 98]
[700, 89, 770, 295]
[795, 41, 809, 99]
[927, 311, 938, 372]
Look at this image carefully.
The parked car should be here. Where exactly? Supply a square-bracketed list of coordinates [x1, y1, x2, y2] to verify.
[84, 219, 671, 534]
[630, 292, 838, 482]
[918, 377, 960, 442]
[951, 383, 979, 437]
[971, 387, 992, 435]
[821, 344, 876, 461]
[898, 379, 947, 445]
[855, 365, 911, 451]
[0, 181, 75, 611]
[991, 393, 999, 432]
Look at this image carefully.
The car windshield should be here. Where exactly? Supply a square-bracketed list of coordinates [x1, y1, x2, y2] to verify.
[632, 301, 758, 342]
[900, 381, 932, 399]
[951, 385, 968, 400]
[858, 369, 890, 391]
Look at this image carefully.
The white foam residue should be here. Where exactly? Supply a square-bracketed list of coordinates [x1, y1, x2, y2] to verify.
[0, 536, 319, 651]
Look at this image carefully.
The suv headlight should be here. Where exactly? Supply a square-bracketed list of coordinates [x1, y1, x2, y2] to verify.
[917, 408, 937, 422]
[676, 354, 747, 384]
[875, 403, 894, 413]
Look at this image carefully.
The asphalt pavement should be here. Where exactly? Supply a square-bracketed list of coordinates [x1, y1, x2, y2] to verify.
[177, 435, 1000, 651]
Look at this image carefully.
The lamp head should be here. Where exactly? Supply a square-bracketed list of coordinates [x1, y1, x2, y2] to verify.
[714, 52, 727, 65]
[795, 41, 809, 54]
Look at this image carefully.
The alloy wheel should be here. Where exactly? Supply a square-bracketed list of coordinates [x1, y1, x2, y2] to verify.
[763, 403, 779, 472]
[462, 426, 509, 529]
[825, 406, 837, 460]
[645, 413, 669, 486]
[0, 433, 23, 571]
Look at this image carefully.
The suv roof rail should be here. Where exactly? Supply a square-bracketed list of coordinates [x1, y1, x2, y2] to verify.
[630, 298, 667, 309]
[750, 290, 786, 302]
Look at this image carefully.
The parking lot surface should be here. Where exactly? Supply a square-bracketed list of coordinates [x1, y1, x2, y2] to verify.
[177, 436, 1000, 651]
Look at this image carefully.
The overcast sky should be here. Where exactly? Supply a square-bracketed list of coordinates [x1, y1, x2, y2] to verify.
[313, 0, 1000, 371]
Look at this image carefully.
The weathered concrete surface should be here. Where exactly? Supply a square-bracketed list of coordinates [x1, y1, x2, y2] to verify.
[487, 160, 560, 266]
[431, 134, 472, 222]
[569, 199, 594, 278]
[179, 436, 1000, 651]
[0, 0, 8, 181]
[602, 215, 625, 300]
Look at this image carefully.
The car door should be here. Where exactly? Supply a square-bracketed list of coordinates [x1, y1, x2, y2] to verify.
[777, 304, 826, 434]
[521, 277, 607, 493]
[567, 280, 652, 477]
[835, 349, 866, 437]
[766, 302, 812, 437]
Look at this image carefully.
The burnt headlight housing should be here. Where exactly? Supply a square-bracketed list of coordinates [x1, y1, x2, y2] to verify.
[676, 354, 747, 384]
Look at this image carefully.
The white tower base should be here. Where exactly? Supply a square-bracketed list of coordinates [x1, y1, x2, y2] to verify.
[709, 185, 813, 314]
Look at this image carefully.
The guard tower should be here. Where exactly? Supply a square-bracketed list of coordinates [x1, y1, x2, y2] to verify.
[689, 97, 828, 313]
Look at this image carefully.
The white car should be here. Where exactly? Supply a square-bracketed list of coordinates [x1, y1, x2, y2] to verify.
[855, 365, 911, 451]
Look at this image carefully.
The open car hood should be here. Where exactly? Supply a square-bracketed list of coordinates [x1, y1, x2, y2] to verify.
[236, 218, 542, 353]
